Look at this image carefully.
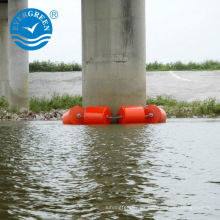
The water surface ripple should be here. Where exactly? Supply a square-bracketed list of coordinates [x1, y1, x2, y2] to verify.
[0, 119, 220, 219]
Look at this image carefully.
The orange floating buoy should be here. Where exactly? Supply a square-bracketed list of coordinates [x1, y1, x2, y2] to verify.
[144, 105, 167, 123]
[84, 106, 111, 125]
[118, 106, 146, 124]
[62, 106, 84, 125]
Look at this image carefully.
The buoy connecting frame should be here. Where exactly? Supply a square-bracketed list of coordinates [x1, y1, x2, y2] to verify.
[62, 105, 167, 125]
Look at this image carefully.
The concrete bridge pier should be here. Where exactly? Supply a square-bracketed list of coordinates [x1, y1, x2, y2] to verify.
[0, 1, 9, 99]
[0, 0, 29, 111]
[82, 0, 146, 116]
[8, 0, 29, 111]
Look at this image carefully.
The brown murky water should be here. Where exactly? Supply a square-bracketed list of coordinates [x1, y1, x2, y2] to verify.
[0, 119, 220, 219]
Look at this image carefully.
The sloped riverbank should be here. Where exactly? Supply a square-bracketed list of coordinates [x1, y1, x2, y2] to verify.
[1, 95, 220, 121]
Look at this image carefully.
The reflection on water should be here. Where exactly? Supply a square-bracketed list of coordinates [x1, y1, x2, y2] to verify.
[0, 119, 220, 219]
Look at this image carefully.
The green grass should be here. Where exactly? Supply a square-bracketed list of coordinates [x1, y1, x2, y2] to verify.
[0, 96, 10, 116]
[147, 96, 220, 118]
[1, 95, 220, 118]
[0, 96, 25, 115]
[29, 94, 82, 113]
[146, 61, 220, 71]
[0, 96, 9, 110]
[29, 60, 220, 72]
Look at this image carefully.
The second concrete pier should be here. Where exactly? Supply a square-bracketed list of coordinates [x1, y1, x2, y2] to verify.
[81, 0, 146, 116]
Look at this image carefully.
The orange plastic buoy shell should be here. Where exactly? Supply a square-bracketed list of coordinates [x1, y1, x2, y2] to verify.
[84, 107, 111, 125]
[62, 106, 84, 125]
[118, 106, 146, 124]
[144, 105, 167, 124]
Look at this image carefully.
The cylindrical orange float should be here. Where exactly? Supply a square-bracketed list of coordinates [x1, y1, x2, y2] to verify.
[144, 105, 167, 123]
[62, 106, 84, 125]
[84, 107, 111, 125]
[118, 106, 146, 124]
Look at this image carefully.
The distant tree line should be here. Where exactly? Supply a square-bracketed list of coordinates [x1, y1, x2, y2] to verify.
[29, 61, 82, 72]
[29, 60, 220, 72]
[146, 61, 220, 71]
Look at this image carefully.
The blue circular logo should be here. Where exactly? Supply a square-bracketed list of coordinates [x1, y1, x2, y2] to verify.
[10, 8, 53, 51]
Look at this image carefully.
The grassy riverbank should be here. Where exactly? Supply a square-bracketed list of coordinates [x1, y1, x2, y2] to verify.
[29, 95, 82, 113]
[1, 95, 220, 119]
[147, 96, 220, 118]
[29, 60, 220, 72]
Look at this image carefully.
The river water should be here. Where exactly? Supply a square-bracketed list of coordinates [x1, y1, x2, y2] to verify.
[0, 119, 220, 220]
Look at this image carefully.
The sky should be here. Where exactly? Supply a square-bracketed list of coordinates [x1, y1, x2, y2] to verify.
[29, 0, 220, 64]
